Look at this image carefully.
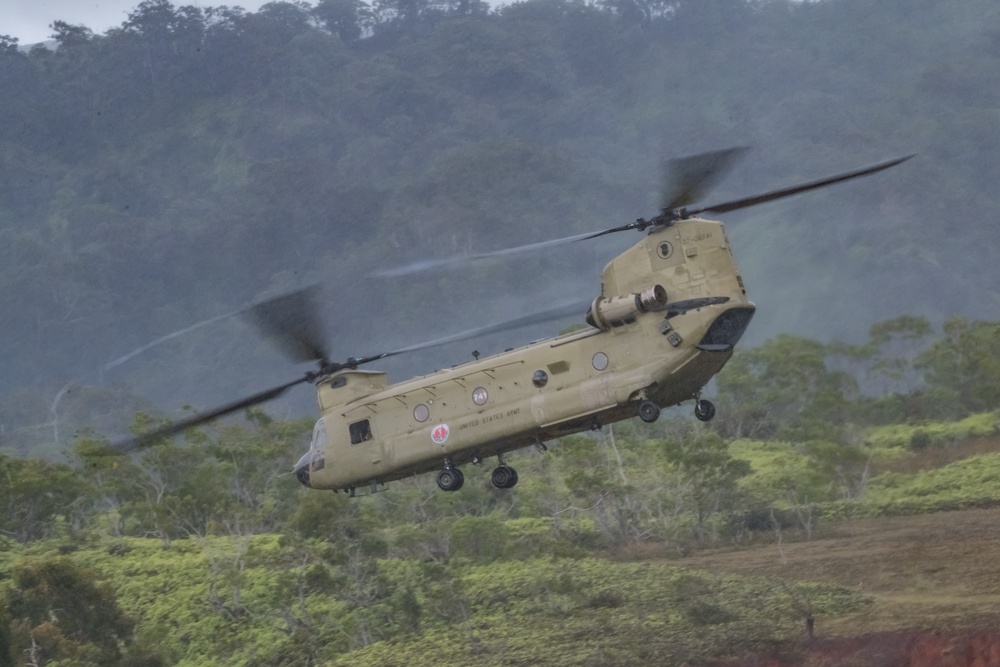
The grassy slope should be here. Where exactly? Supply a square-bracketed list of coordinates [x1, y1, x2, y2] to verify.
[0, 535, 867, 666]
[6, 422, 1000, 665]
[4, 508, 995, 666]
[326, 558, 866, 667]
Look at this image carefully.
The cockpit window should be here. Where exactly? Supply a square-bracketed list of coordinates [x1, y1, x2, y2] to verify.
[349, 419, 372, 444]
[311, 418, 328, 451]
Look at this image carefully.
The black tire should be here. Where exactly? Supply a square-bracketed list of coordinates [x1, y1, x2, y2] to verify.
[638, 400, 661, 423]
[694, 399, 716, 422]
[437, 467, 464, 491]
[491, 465, 518, 489]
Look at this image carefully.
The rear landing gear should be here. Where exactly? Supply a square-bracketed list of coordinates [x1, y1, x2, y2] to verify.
[694, 398, 716, 422]
[436, 466, 465, 492]
[490, 464, 518, 489]
[638, 399, 661, 423]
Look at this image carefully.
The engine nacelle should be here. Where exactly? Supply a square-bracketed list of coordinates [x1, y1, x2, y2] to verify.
[586, 285, 667, 331]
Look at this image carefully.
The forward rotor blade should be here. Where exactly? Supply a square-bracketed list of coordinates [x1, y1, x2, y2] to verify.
[112, 376, 312, 453]
[243, 285, 330, 363]
[687, 154, 916, 217]
[662, 146, 750, 211]
[350, 299, 591, 366]
[373, 153, 914, 278]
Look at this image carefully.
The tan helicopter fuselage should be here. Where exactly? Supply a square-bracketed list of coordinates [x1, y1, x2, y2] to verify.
[300, 217, 754, 492]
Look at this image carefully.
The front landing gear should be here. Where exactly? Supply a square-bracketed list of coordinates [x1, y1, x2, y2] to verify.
[437, 465, 465, 491]
[694, 398, 716, 422]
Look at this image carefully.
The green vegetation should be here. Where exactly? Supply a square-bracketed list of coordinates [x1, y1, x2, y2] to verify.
[0, 535, 870, 666]
[3, 0, 1000, 663]
[3, 313, 1000, 663]
[866, 411, 1000, 451]
[846, 453, 1000, 517]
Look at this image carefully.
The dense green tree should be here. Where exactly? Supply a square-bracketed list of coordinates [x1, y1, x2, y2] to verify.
[373, 0, 432, 28]
[208, 412, 312, 532]
[74, 411, 309, 542]
[863, 315, 933, 393]
[662, 431, 751, 543]
[917, 317, 1000, 414]
[5, 557, 136, 666]
[448, 514, 510, 562]
[49, 20, 96, 49]
[313, 0, 376, 41]
[828, 315, 952, 424]
[715, 335, 858, 441]
[0, 455, 85, 542]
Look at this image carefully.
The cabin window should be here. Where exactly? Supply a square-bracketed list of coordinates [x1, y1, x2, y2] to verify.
[532, 370, 548, 388]
[472, 387, 488, 405]
[413, 404, 430, 422]
[592, 352, 609, 371]
[349, 419, 373, 444]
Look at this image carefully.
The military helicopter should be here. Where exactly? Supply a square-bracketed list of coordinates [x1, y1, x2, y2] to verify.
[116, 149, 913, 495]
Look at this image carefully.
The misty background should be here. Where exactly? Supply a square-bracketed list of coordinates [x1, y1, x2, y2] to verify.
[1, 0, 997, 455]
[1, 0, 269, 45]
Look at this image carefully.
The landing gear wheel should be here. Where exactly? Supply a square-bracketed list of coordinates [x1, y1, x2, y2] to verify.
[694, 399, 716, 422]
[490, 465, 519, 489]
[436, 467, 465, 491]
[638, 400, 661, 423]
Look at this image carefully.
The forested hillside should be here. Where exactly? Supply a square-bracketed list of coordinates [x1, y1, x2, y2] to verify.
[2, 0, 999, 450]
[4, 3, 1000, 662]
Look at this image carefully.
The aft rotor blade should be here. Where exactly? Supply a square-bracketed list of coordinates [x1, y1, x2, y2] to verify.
[351, 300, 591, 366]
[372, 231, 599, 278]
[687, 154, 916, 217]
[662, 146, 750, 211]
[112, 376, 312, 453]
[243, 285, 330, 363]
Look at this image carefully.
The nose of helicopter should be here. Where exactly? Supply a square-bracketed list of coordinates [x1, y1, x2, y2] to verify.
[294, 451, 313, 488]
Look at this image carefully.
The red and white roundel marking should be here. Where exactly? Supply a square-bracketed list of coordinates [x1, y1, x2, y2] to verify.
[431, 423, 450, 445]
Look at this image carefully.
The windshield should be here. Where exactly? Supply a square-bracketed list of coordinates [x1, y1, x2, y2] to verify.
[295, 418, 328, 487]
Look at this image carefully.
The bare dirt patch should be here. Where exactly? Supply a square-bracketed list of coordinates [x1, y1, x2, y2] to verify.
[691, 508, 1000, 665]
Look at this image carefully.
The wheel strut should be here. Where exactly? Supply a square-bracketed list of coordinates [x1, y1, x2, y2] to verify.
[694, 398, 716, 422]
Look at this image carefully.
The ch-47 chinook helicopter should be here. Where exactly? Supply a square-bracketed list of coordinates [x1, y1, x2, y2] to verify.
[116, 148, 913, 496]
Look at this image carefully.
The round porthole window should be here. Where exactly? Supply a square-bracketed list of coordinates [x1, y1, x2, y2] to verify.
[592, 352, 609, 371]
[413, 404, 430, 422]
[532, 370, 548, 388]
[472, 387, 489, 406]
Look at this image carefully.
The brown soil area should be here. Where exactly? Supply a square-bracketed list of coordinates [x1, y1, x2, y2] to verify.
[691, 508, 1000, 666]
[711, 632, 1000, 667]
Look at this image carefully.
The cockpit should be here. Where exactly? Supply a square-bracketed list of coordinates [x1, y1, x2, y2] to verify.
[293, 417, 328, 488]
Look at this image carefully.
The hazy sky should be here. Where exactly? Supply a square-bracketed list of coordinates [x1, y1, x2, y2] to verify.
[1, 0, 270, 45]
